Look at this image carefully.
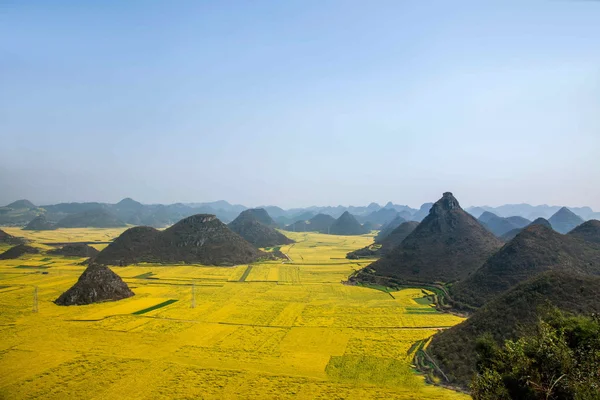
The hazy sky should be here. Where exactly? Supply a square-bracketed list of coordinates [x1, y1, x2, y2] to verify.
[1, 1, 599, 209]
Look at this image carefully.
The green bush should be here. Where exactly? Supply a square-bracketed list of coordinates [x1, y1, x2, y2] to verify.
[471, 311, 600, 400]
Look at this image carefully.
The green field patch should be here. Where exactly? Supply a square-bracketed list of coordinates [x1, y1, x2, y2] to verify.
[238, 266, 253, 282]
[355, 282, 396, 296]
[40, 257, 52, 262]
[132, 272, 155, 279]
[326, 354, 420, 388]
[15, 265, 51, 269]
[413, 295, 435, 305]
[132, 299, 178, 315]
[264, 246, 281, 252]
[405, 307, 437, 314]
[406, 339, 425, 356]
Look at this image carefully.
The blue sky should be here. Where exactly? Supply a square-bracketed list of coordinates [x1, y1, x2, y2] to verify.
[1, 1, 599, 209]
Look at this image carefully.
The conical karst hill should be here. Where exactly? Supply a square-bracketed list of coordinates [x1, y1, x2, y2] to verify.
[362, 208, 400, 227]
[478, 211, 530, 237]
[6, 199, 36, 209]
[375, 215, 407, 242]
[411, 202, 434, 221]
[0, 229, 25, 245]
[94, 226, 161, 265]
[329, 211, 369, 235]
[307, 213, 336, 232]
[284, 213, 336, 233]
[378, 221, 420, 250]
[0, 244, 39, 259]
[450, 223, 600, 309]
[56, 208, 127, 228]
[237, 208, 277, 227]
[355, 192, 503, 284]
[347, 221, 418, 259]
[55, 263, 134, 305]
[500, 217, 552, 241]
[228, 209, 294, 248]
[567, 219, 600, 244]
[94, 214, 264, 266]
[548, 206, 584, 234]
[24, 215, 57, 231]
[49, 244, 100, 258]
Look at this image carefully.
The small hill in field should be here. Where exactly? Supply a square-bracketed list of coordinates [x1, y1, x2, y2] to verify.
[228, 209, 294, 248]
[361, 208, 399, 227]
[94, 214, 264, 266]
[24, 215, 57, 231]
[48, 244, 100, 258]
[378, 221, 419, 249]
[6, 199, 36, 209]
[429, 271, 600, 387]
[55, 263, 134, 306]
[548, 206, 585, 234]
[93, 226, 160, 265]
[329, 211, 369, 235]
[0, 229, 25, 245]
[347, 221, 418, 259]
[290, 211, 317, 224]
[354, 192, 502, 284]
[284, 220, 310, 232]
[568, 219, 600, 244]
[56, 209, 127, 228]
[0, 244, 39, 259]
[375, 215, 407, 242]
[285, 213, 336, 233]
[500, 217, 552, 241]
[310, 214, 337, 232]
[235, 208, 278, 227]
[0, 200, 45, 225]
[450, 224, 600, 310]
[478, 211, 530, 237]
[112, 198, 145, 224]
[115, 197, 143, 212]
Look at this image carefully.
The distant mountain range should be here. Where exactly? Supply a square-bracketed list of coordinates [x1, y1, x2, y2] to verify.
[1, 197, 598, 229]
[465, 203, 600, 221]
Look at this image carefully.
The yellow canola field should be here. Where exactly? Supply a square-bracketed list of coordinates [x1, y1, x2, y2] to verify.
[0, 227, 468, 399]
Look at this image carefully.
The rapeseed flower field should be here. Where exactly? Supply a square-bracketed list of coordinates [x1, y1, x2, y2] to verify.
[0, 229, 468, 399]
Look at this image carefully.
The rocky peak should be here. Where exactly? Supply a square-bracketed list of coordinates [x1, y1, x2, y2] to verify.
[179, 214, 217, 225]
[430, 192, 461, 215]
[55, 263, 134, 306]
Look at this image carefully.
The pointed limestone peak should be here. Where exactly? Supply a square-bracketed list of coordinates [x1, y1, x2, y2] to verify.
[234, 208, 276, 227]
[54, 263, 134, 306]
[530, 217, 552, 228]
[430, 192, 461, 215]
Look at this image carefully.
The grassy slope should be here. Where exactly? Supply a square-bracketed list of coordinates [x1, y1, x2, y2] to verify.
[429, 271, 600, 387]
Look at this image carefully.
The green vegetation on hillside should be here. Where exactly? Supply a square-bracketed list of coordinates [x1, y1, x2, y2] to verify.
[356, 192, 502, 284]
[471, 311, 600, 400]
[429, 272, 600, 387]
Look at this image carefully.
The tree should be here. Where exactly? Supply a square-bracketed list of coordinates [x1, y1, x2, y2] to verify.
[471, 311, 600, 400]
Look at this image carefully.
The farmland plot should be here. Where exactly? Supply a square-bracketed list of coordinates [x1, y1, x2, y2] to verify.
[0, 228, 468, 399]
